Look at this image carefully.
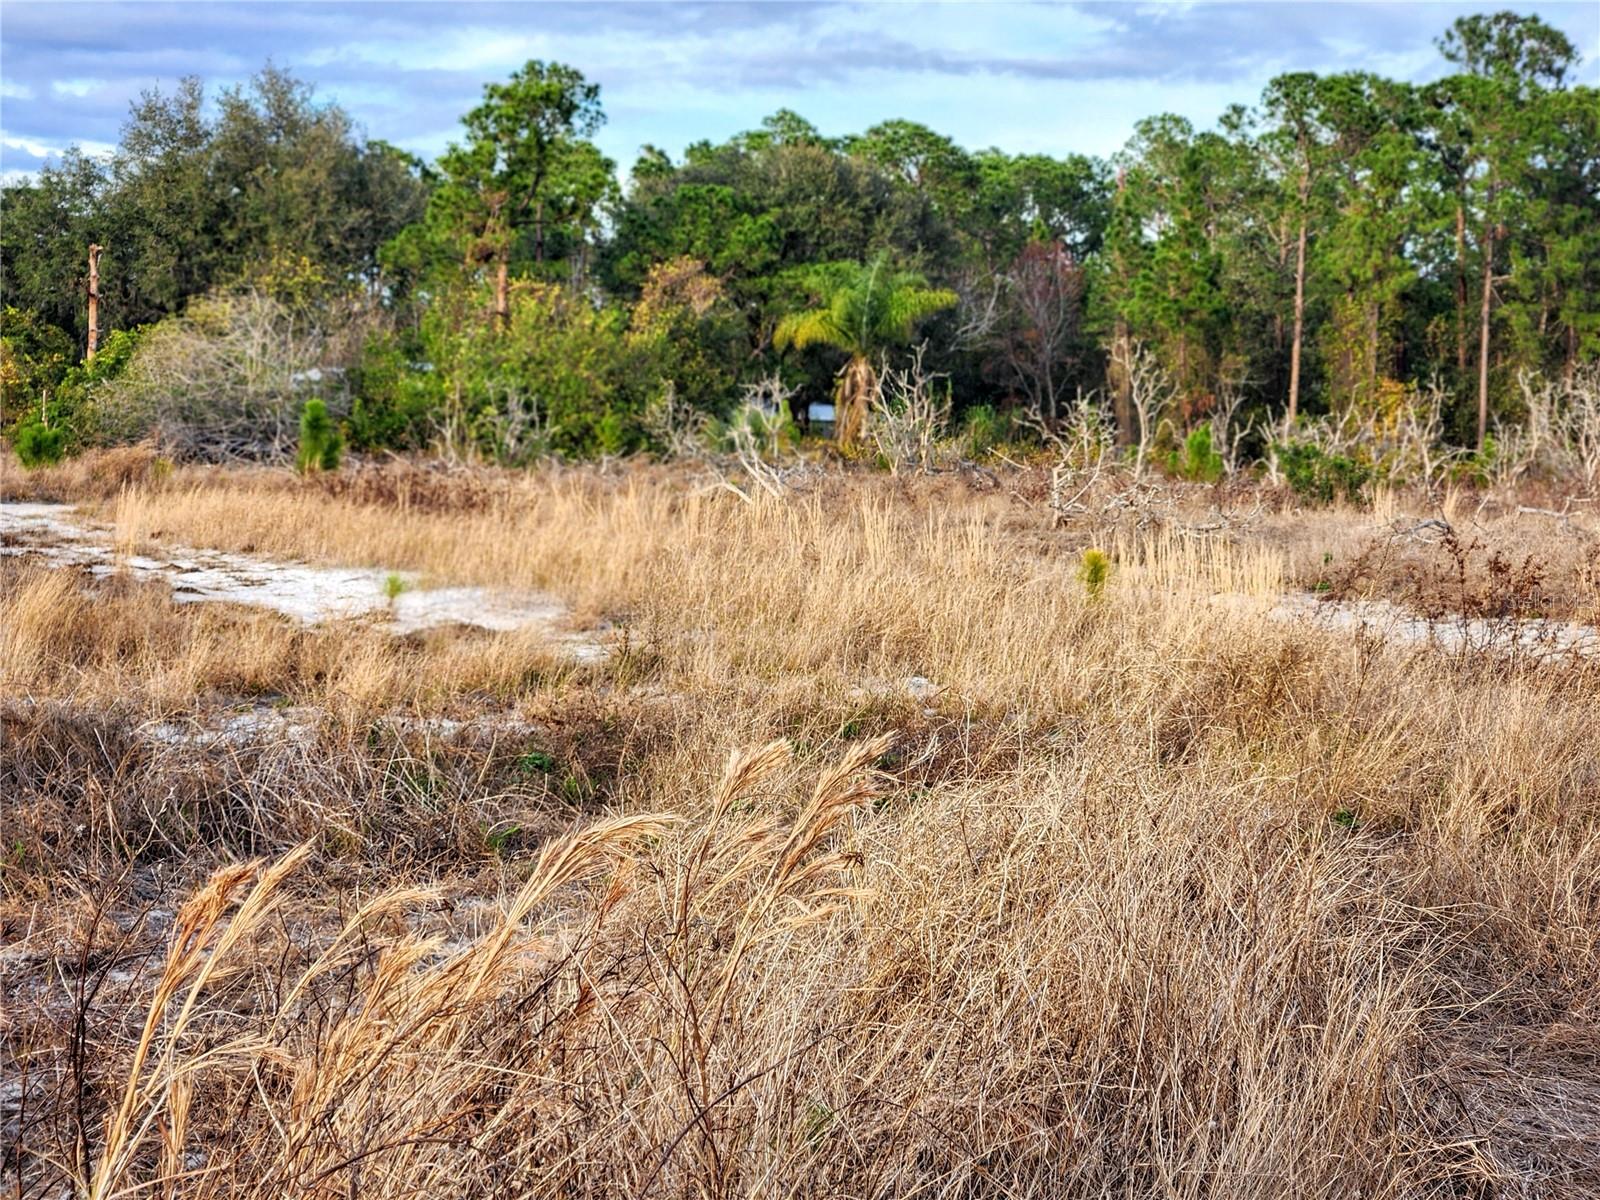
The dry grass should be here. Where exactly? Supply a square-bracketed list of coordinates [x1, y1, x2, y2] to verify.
[4, 459, 1598, 1198]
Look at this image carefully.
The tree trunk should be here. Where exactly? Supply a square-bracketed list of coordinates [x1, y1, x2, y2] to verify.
[1455, 205, 1468, 377]
[494, 255, 510, 331]
[1476, 223, 1494, 452]
[1287, 215, 1307, 424]
[1110, 166, 1134, 447]
[534, 198, 545, 265]
[836, 356, 875, 449]
[1112, 318, 1134, 446]
[86, 243, 103, 360]
[1367, 298, 1380, 398]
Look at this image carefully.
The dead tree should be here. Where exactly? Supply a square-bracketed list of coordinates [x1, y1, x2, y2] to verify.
[994, 242, 1084, 430]
[87, 243, 104, 360]
[1110, 338, 1177, 477]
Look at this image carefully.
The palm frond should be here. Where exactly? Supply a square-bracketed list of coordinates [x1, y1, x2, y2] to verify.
[881, 286, 957, 344]
[774, 309, 849, 353]
[775, 254, 954, 361]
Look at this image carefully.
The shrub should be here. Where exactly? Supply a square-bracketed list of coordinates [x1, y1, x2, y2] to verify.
[1079, 547, 1111, 600]
[1, 310, 139, 455]
[1277, 441, 1370, 505]
[867, 347, 950, 475]
[347, 333, 439, 452]
[961, 404, 1009, 459]
[1167, 424, 1225, 483]
[1454, 435, 1496, 488]
[594, 409, 632, 456]
[84, 291, 344, 458]
[297, 399, 343, 472]
[419, 283, 653, 462]
[12, 420, 67, 467]
[625, 257, 745, 422]
[1, 306, 74, 417]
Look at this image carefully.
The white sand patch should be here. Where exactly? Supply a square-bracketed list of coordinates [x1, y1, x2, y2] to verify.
[131, 704, 546, 750]
[2, 501, 604, 657]
[139, 705, 324, 749]
[1263, 592, 1598, 660]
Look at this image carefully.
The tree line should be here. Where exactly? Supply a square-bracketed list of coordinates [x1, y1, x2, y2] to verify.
[2, 10, 1596, 475]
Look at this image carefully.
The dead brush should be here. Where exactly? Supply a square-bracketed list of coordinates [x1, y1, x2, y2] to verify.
[644, 736, 893, 1191]
[1, 441, 170, 502]
[311, 456, 516, 514]
[48, 738, 892, 1199]
[87, 845, 311, 1200]
[8, 463, 1600, 1197]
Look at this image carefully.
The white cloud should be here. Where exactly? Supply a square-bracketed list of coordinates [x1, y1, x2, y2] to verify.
[1, 79, 35, 100]
[51, 78, 106, 98]
[1, 132, 117, 160]
[1, 132, 57, 158]
[348, 28, 552, 74]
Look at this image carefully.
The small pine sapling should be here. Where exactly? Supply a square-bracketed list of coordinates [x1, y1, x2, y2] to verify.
[297, 399, 343, 473]
[1079, 547, 1111, 600]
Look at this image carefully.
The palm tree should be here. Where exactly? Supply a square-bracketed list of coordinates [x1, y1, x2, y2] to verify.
[774, 253, 956, 447]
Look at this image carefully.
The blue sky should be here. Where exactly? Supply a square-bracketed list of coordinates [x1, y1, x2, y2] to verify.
[2, 1, 1596, 182]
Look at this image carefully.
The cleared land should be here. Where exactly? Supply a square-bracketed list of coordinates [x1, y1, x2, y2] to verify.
[3, 449, 1598, 1199]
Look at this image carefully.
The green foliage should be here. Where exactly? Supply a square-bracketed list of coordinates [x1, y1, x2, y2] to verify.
[0, 68, 428, 342]
[421, 60, 612, 286]
[296, 399, 343, 473]
[77, 327, 145, 383]
[604, 183, 780, 292]
[1436, 11, 1578, 90]
[484, 822, 521, 856]
[1102, 115, 1230, 399]
[1166, 424, 1225, 482]
[1277, 441, 1372, 504]
[624, 257, 747, 421]
[383, 572, 409, 603]
[12, 420, 67, 467]
[1455, 434, 1498, 486]
[1, 20, 1596, 468]
[348, 333, 439, 452]
[773, 253, 954, 443]
[416, 282, 651, 461]
[1079, 548, 1111, 600]
[960, 404, 1009, 458]
[4, 318, 146, 453]
[774, 253, 956, 360]
[517, 750, 556, 775]
[559, 772, 587, 805]
[1, 306, 74, 408]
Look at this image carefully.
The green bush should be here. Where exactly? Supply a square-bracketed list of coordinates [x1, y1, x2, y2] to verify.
[13, 420, 67, 467]
[961, 404, 1009, 458]
[296, 398, 343, 472]
[1277, 441, 1370, 505]
[1167, 424, 1225, 483]
[1454, 434, 1496, 487]
[1, 308, 107, 454]
[1, 306, 74, 412]
[1079, 547, 1111, 600]
[347, 333, 439, 452]
[415, 283, 657, 462]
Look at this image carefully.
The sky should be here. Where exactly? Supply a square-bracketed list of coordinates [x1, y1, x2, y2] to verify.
[1, 1, 1596, 183]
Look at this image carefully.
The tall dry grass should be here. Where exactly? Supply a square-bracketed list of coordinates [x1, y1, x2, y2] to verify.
[5, 463, 1598, 1197]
